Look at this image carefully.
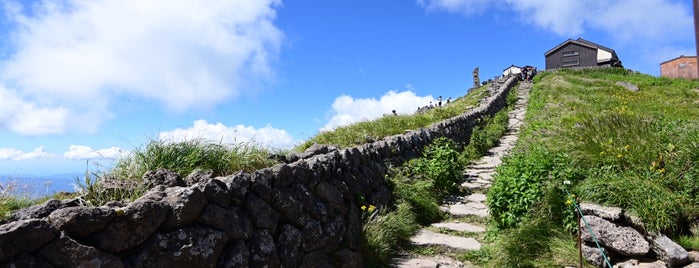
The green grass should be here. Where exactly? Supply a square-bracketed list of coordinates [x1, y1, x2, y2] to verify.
[487, 68, 699, 265]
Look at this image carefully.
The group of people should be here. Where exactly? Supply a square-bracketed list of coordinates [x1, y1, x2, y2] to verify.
[416, 96, 451, 113]
[519, 65, 537, 82]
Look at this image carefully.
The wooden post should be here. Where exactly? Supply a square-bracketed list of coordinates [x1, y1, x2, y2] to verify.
[577, 199, 583, 268]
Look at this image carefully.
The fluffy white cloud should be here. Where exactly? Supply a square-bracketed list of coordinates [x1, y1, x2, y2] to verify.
[159, 120, 297, 150]
[322, 90, 435, 131]
[0, 0, 283, 135]
[0, 147, 53, 160]
[63, 145, 129, 160]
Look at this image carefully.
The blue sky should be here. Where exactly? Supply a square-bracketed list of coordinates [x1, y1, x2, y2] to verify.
[0, 0, 694, 176]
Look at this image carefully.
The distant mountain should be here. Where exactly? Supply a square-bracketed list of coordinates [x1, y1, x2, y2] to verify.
[0, 173, 82, 197]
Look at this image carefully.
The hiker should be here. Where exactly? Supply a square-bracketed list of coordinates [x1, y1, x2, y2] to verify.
[446, 97, 451, 104]
[392, 110, 397, 116]
[438, 96, 442, 107]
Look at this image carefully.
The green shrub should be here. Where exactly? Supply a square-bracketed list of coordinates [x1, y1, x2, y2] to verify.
[411, 137, 463, 196]
[361, 202, 418, 266]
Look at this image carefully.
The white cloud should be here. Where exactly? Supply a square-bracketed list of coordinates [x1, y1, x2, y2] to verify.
[0, 0, 283, 135]
[322, 89, 435, 130]
[63, 145, 129, 160]
[159, 120, 297, 150]
[0, 147, 53, 160]
[417, 0, 491, 16]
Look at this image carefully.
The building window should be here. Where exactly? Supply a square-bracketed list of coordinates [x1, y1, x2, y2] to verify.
[562, 60, 579, 67]
[679, 63, 687, 68]
[562, 50, 579, 56]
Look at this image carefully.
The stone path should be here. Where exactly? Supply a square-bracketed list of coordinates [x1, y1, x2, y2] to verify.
[392, 81, 531, 268]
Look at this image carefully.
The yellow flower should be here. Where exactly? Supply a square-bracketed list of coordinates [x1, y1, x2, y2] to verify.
[617, 154, 623, 158]
[571, 194, 576, 198]
[657, 168, 665, 174]
[565, 199, 573, 205]
[368, 205, 376, 212]
[624, 145, 630, 150]
[361, 205, 367, 211]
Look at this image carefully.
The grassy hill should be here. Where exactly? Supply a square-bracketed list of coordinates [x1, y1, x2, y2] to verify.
[484, 68, 699, 266]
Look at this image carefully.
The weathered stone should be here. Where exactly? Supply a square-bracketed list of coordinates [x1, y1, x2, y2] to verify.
[276, 224, 302, 267]
[270, 187, 308, 229]
[197, 204, 252, 240]
[324, 215, 347, 252]
[270, 163, 295, 188]
[49, 206, 115, 237]
[184, 168, 213, 186]
[314, 180, 343, 209]
[244, 193, 279, 232]
[1, 253, 54, 268]
[158, 186, 207, 230]
[580, 202, 624, 222]
[142, 168, 185, 188]
[220, 172, 250, 206]
[582, 242, 611, 268]
[217, 240, 249, 268]
[291, 183, 328, 223]
[581, 215, 649, 257]
[616, 81, 639, 92]
[132, 227, 227, 268]
[36, 232, 123, 268]
[331, 249, 363, 268]
[196, 177, 230, 207]
[648, 233, 691, 267]
[89, 200, 168, 253]
[250, 170, 273, 203]
[248, 230, 279, 268]
[301, 250, 333, 268]
[0, 219, 57, 262]
[302, 219, 327, 252]
[10, 199, 75, 221]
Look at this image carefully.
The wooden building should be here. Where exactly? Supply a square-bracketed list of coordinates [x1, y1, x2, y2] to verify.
[502, 65, 522, 77]
[544, 38, 622, 70]
[660, 55, 698, 80]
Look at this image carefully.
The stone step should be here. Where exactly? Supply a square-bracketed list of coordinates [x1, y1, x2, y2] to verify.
[441, 202, 489, 217]
[392, 254, 470, 268]
[432, 222, 486, 233]
[410, 229, 481, 251]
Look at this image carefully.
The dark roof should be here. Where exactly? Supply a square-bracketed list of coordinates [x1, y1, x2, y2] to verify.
[660, 55, 697, 66]
[544, 38, 616, 56]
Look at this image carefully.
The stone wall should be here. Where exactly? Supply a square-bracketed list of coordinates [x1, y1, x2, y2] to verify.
[0, 77, 518, 268]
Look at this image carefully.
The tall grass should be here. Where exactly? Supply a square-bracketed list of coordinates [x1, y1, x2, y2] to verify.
[487, 68, 699, 264]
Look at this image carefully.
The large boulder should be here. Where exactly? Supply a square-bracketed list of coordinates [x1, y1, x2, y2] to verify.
[156, 186, 208, 231]
[581, 215, 649, 257]
[10, 198, 81, 221]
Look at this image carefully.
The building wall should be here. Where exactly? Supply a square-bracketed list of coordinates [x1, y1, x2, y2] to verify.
[546, 43, 598, 70]
[660, 57, 698, 80]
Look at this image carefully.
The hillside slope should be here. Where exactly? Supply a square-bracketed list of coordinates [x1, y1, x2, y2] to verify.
[486, 68, 699, 267]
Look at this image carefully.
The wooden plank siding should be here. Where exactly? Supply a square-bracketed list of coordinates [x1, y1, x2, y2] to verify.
[545, 43, 598, 69]
[660, 56, 698, 80]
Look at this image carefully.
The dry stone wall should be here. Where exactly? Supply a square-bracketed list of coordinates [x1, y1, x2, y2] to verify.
[0, 77, 518, 268]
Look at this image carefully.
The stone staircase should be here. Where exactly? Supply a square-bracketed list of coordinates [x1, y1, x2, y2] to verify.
[392, 81, 531, 268]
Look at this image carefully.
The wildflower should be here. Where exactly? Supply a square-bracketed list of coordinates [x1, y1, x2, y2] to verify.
[657, 168, 665, 174]
[368, 205, 376, 212]
[617, 154, 623, 158]
[624, 145, 630, 150]
[565, 199, 573, 205]
[361, 205, 367, 211]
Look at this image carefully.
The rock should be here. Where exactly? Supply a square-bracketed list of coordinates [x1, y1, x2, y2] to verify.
[49, 206, 115, 238]
[302, 220, 327, 252]
[331, 249, 364, 268]
[36, 232, 123, 268]
[197, 204, 252, 240]
[1, 253, 55, 267]
[582, 242, 611, 268]
[0, 219, 58, 262]
[276, 224, 302, 267]
[302, 250, 333, 268]
[89, 200, 168, 253]
[184, 168, 213, 186]
[244, 193, 279, 232]
[158, 186, 208, 230]
[616, 81, 639, 92]
[248, 230, 279, 268]
[142, 168, 185, 188]
[217, 240, 249, 268]
[582, 215, 649, 257]
[196, 177, 231, 207]
[10, 198, 78, 221]
[580, 202, 624, 222]
[132, 227, 228, 268]
[647, 234, 691, 267]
